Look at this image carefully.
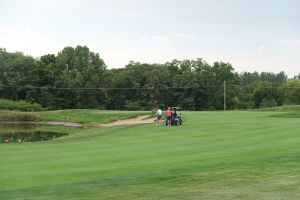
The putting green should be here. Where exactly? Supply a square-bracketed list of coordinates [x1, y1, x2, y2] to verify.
[1, 111, 300, 199]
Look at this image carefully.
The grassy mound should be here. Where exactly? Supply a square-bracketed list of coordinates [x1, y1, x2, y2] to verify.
[35, 109, 151, 124]
[257, 105, 300, 112]
[270, 112, 300, 118]
[255, 105, 300, 118]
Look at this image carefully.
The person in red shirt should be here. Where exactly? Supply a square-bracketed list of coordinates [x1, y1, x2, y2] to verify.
[166, 107, 172, 126]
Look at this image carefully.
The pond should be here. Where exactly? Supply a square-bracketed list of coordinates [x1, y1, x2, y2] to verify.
[0, 123, 68, 144]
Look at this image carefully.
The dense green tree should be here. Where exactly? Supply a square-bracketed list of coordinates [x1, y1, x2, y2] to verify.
[53, 46, 107, 109]
[252, 81, 281, 108]
[282, 79, 300, 105]
[0, 46, 296, 110]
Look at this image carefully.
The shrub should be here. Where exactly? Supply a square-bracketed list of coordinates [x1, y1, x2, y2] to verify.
[260, 98, 278, 108]
[0, 99, 44, 111]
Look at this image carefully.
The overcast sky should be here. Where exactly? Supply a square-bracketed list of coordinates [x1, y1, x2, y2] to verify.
[0, 0, 299, 77]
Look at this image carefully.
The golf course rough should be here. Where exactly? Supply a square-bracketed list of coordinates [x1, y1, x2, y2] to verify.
[1, 110, 300, 199]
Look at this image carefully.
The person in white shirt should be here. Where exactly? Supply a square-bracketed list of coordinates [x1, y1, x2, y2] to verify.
[156, 108, 162, 124]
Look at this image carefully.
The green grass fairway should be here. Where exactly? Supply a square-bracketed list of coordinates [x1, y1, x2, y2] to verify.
[1, 111, 300, 199]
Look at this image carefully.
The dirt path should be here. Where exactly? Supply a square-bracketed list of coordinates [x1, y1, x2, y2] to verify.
[91, 115, 155, 128]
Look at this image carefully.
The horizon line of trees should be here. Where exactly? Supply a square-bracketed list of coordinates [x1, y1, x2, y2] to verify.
[1, 46, 300, 110]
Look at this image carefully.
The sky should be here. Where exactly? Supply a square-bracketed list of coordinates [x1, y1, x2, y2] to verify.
[0, 0, 299, 77]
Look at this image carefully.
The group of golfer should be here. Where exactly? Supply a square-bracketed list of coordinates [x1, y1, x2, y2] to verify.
[156, 107, 172, 126]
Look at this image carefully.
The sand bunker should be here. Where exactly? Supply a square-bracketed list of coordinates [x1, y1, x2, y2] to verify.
[91, 115, 155, 128]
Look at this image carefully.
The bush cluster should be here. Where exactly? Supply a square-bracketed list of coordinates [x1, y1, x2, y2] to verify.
[0, 99, 44, 112]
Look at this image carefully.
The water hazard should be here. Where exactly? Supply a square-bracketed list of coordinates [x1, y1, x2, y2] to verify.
[0, 123, 67, 144]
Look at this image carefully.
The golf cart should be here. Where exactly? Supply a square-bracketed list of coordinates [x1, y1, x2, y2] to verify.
[166, 107, 182, 126]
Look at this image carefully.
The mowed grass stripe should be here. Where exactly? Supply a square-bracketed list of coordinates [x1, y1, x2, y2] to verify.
[1, 123, 299, 167]
[1, 115, 299, 167]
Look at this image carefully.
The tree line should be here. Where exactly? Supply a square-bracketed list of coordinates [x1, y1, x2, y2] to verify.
[0, 46, 299, 110]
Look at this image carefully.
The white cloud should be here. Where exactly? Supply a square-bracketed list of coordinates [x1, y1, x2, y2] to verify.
[25, 0, 85, 8]
[280, 37, 300, 45]
[0, 26, 62, 57]
[171, 33, 197, 40]
[257, 45, 265, 56]
[139, 32, 197, 45]
[140, 35, 170, 44]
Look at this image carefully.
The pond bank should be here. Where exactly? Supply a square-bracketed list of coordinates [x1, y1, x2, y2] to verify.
[0, 121, 83, 127]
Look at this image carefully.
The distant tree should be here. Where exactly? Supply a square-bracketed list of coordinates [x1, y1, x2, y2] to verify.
[54, 46, 107, 109]
[252, 81, 281, 108]
[275, 71, 288, 84]
[282, 79, 300, 105]
[294, 74, 300, 79]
